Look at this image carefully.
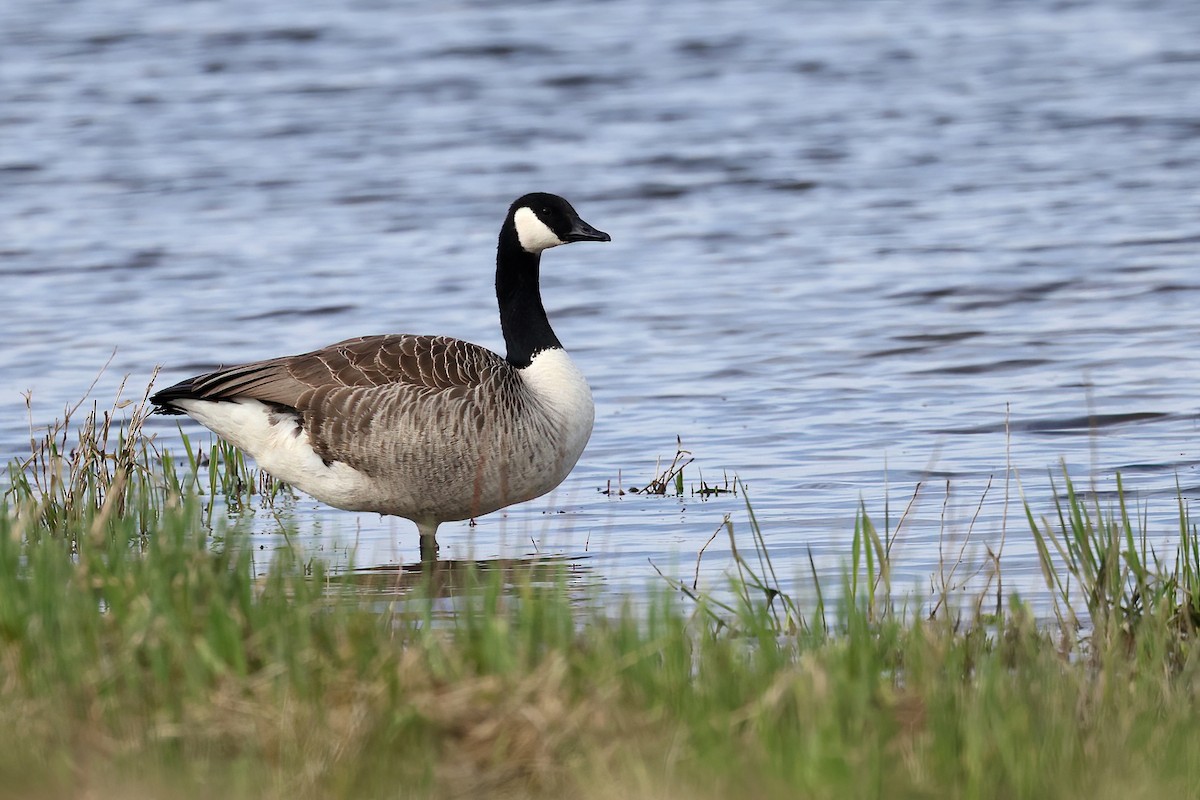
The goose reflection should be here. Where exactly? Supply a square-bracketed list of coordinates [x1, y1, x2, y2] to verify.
[325, 553, 592, 600]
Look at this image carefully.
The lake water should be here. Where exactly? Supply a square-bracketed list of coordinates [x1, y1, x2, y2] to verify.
[4, 0, 1200, 610]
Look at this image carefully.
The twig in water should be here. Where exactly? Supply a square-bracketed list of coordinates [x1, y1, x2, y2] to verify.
[693, 516, 727, 591]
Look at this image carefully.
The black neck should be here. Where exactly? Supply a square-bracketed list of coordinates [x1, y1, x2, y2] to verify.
[496, 224, 561, 368]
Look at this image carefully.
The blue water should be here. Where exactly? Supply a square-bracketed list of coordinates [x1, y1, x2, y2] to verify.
[3, 0, 1200, 608]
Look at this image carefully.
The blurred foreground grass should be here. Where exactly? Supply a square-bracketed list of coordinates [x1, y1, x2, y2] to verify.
[3, 386, 1200, 799]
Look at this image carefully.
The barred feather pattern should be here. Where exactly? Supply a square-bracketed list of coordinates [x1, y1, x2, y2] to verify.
[153, 334, 594, 523]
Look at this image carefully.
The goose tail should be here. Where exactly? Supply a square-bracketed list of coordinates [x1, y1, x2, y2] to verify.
[150, 376, 206, 415]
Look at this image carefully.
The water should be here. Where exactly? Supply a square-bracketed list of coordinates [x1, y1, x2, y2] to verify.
[4, 0, 1200, 608]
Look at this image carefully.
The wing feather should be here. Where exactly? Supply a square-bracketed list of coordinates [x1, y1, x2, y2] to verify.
[151, 335, 515, 471]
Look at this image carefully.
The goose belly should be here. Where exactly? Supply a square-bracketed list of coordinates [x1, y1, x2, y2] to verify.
[371, 417, 591, 522]
[363, 354, 594, 521]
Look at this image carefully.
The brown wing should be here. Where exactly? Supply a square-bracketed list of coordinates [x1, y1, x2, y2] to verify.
[179, 334, 502, 401]
[152, 334, 514, 472]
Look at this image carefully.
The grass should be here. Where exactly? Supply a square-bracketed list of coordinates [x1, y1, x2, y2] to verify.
[3, 386, 1200, 798]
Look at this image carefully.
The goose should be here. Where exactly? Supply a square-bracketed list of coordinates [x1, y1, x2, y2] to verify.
[151, 193, 610, 560]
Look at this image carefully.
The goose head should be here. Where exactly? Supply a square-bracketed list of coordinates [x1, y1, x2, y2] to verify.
[509, 193, 611, 254]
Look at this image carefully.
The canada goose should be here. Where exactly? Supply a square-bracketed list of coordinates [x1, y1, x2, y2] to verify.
[152, 193, 610, 560]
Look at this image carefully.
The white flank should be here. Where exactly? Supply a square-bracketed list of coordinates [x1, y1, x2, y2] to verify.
[172, 398, 373, 510]
[513, 206, 564, 253]
[519, 348, 595, 472]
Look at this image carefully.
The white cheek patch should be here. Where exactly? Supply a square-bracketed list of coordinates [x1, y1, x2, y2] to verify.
[514, 206, 564, 253]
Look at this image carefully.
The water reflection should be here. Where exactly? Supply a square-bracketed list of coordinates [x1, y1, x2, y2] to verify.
[3, 0, 1200, 612]
[328, 554, 592, 601]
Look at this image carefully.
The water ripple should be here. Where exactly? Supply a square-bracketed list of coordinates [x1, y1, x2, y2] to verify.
[3, 0, 1200, 609]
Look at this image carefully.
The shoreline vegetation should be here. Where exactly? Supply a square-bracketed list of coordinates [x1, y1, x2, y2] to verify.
[3, 384, 1200, 799]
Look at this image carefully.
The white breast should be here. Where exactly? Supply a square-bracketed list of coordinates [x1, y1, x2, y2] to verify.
[519, 347, 595, 473]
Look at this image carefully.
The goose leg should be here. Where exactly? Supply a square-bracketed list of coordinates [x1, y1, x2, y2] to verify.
[416, 521, 440, 562]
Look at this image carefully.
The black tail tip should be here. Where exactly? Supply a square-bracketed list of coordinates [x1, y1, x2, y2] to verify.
[150, 400, 187, 416]
[149, 377, 200, 415]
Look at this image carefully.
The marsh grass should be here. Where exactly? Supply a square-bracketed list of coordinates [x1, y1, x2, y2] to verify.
[604, 436, 736, 499]
[3, 385, 1200, 799]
